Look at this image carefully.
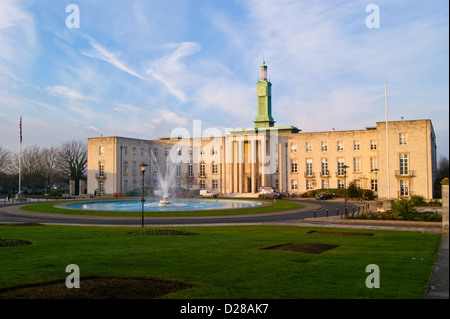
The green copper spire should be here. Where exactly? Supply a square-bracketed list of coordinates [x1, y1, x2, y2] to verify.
[254, 62, 275, 128]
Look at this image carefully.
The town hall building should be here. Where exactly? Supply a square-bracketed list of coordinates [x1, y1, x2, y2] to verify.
[87, 63, 437, 200]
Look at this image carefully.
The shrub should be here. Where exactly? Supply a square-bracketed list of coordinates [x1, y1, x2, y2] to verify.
[391, 198, 417, 216]
[409, 195, 426, 206]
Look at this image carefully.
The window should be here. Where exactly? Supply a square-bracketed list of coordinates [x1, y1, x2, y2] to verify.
[337, 141, 344, 151]
[306, 180, 313, 190]
[399, 133, 408, 145]
[291, 159, 298, 173]
[99, 180, 104, 193]
[153, 148, 158, 157]
[123, 180, 128, 191]
[99, 161, 105, 177]
[212, 180, 218, 189]
[140, 148, 144, 156]
[291, 143, 297, 153]
[177, 147, 182, 156]
[305, 159, 313, 176]
[337, 179, 345, 189]
[353, 140, 360, 151]
[400, 180, 409, 196]
[176, 164, 181, 177]
[99, 146, 104, 155]
[370, 140, 377, 150]
[188, 163, 193, 177]
[123, 146, 128, 155]
[165, 147, 169, 156]
[353, 157, 361, 173]
[337, 158, 346, 176]
[399, 154, 409, 175]
[291, 179, 298, 190]
[132, 161, 136, 174]
[321, 179, 329, 189]
[321, 159, 329, 176]
[306, 142, 312, 152]
[212, 162, 218, 174]
[200, 180, 206, 189]
[200, 162, 206, 177]
[370, 157, 378, 171]
[212, 146, 218, 155]
[123, 161, 128, 174]
[132, 147, 136, 156]
[321, 141, 328, 152]
[371, 179, 378, 192]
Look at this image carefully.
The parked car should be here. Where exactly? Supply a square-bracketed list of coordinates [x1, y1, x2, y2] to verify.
[258, 186, 281, 199]
[315, 192, 334, 200]
[199, 190, 218, 198]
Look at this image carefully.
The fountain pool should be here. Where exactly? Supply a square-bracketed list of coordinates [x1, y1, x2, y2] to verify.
[66, 199, 262, 212]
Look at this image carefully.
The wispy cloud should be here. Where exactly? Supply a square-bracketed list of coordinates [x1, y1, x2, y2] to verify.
[145, 42, 201, 102]
[81, 38, 145, 80]
[46, 85, 100, 102]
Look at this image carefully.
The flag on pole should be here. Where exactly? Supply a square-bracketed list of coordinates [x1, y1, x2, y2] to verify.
[19, 116, 22, 143]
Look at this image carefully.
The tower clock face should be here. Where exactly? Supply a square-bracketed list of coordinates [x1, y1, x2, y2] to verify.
[258, 87, 266, 96]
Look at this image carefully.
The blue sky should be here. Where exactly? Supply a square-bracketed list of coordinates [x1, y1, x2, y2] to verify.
[0, 0, 448, 159]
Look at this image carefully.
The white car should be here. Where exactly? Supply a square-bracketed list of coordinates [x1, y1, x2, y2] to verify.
[199, 190, 218, 198]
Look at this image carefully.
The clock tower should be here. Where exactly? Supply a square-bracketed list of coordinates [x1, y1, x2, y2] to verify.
[254, 61, 275, 128]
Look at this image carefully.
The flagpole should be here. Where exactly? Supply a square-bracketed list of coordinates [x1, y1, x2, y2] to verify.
[19, 116, 22, 196]
[385, 82, 390, 200]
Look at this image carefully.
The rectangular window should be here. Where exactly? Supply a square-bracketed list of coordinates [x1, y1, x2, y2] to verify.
[212, 180, 218, 189]
[212, 162, 218, 174]
[99, 161, 105, 177]
[153, 148, 158, 157]
[200, 162, 206, 177]
[176, 164, 181, 177]
[321, 159, 329, 176]
[337, 179, 345, 189]
[399, 154, 409, 175]
[306, 142, 312, 152]
[165, 147, 169, 156]
[400, 180, 409, 196]
[371, 179, 378, 192]
[399, 133, 408, 145]
[353, 157, 361, 173]
[370, 140, 377, 150]
[321, 141, 328, 152]
[337, 141, 344, 151]
[321, 179, 329, 189]
[291, 159, 298, 173]
[306, 159, 313, 176]
[291, 179, 298, 190]
[99, 180, 104, 193]
[306, 180, 313, 190]
[123, 161, 128, 174]
[132, 161, 136, 174]
[123, 180, 128, 191]
[123, 146, 128, 155]
[200, 180, 206, 189]
[140, 148, 144, 156]
[353, 140, 360, 151]
[370, 157, 378, 171]
[291, 143, 297, 153]
[188, 163, 193, 177]
[337, 158, 346, 176]
[99, 146, 104, 155]
[132, 147, 136, 156]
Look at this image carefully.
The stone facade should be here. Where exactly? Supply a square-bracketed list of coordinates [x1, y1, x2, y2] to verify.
[86, 64, 437, 199]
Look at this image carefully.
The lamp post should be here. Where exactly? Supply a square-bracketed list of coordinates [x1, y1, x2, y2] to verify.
[343, 165, 349, 215]
[140, 163, 148, 227]
[373, 168, 379, 201]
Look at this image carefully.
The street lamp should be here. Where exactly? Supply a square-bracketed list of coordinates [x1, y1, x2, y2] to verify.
[140, 163, 148, 227]
[343, 165, 349, 215]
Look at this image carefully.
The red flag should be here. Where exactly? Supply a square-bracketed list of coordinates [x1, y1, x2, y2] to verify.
[19, 116, 22, 143]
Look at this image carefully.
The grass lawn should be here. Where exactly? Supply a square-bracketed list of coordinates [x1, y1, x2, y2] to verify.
[19, 199, 302, 217]
[0, 224, 441, 299]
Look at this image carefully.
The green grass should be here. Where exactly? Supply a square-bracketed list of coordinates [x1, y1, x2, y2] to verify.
[0, 224, 441, 298]
[20, 199, 302, 217]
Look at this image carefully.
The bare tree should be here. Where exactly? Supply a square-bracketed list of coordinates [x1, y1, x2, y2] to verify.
[57, 140, 87, 195]
[0, 146, 12, 173]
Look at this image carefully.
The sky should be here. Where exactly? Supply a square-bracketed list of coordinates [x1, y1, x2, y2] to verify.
[0, 0, 448, 159]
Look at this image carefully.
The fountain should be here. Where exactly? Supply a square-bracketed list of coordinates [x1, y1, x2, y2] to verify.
[150, 152, 177, 206]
